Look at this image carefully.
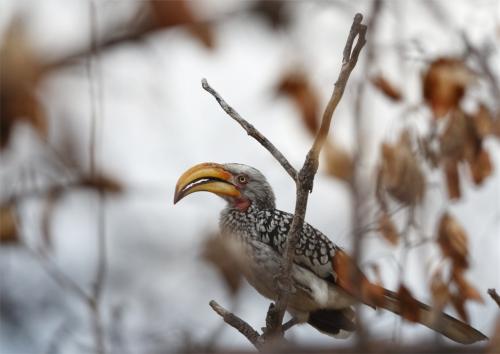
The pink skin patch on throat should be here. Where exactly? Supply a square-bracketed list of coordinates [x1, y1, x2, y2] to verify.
[233, 197, 251, 212]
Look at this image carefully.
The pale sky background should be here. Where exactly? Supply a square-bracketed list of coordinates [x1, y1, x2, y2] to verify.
[0, 1, 499, 353]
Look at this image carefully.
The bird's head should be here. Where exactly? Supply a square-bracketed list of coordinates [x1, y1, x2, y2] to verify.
[174, 163, 275, 211]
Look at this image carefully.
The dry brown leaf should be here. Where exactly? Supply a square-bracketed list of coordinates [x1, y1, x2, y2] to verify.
[0, 18, 47, 150]
[437, 213, 469, 269]
[323, 142, 353, 183]
[423, 58, 474, 118]
[202, 234, 242, 294]
[440, 109, 482, 165]
[250, 0, 291, 29]
[444, 159, 461, 199]
[494, 113, 500, 138]
[474, 104, 494, 138]
[379, 131, 426, 205]
[469, 148, 493, 185]
[79, 173, 124, 194]
[0, 204, 18, 244]
[371, 75, 402, 101]
[439, 110, 470, 161]
[397, 284, 421, 323]
[187, 23, 214, 49]
[378, 213, 399, 246]
[430, 270, 450, 311]
[149, 1, 214, 48]
[276, 71, 319, 135]
[452, 268, 484, 303]
[439, 108, 493, 195]
[450, 291, 469, 323]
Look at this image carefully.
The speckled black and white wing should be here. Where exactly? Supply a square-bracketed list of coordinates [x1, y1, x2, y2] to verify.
[253, 209, 340, 280]
[220, 206, 341, 281]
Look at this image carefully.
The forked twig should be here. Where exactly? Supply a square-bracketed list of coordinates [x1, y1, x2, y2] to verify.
[209, 300, 263, 350]
[266, 13, 367, 336]
[203, 13, 367, 346]
[201, 80, 298, 181]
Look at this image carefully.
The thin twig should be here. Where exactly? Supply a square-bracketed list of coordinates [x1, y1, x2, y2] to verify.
[268, 13, 367, 336]
[488, 289, 500, 309]
[209, 300, 263, 351]
[202, 12, 367, 345]
[201, 79, 298, 181]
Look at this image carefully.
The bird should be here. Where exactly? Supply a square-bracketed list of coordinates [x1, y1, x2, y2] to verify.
[173, 162, 487, 344]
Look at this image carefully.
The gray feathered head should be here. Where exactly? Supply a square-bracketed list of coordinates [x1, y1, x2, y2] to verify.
[174, 162, 275, 211]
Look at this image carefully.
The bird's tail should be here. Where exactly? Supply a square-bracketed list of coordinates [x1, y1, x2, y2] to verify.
[378, 289, 487, 344]
[307, 307, 356, 338]
[332, 250, 487, 344]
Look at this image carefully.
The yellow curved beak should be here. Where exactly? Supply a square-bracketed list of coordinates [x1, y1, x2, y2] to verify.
[173, 163, 240, 204]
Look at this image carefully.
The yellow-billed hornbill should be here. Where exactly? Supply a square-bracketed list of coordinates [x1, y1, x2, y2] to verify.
[174, 162, 487, 344]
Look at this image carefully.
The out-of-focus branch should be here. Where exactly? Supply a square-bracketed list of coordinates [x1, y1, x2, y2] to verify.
[488, 289, 500, 309]
[42, 2, 265, 72]
[461, 33, 500, 104]
[86, 3, 107, 353]
[209, 300, 263, 351]
[43, 3, 203, 71]
[348, 0, 382, 345]
[2, 174, 121, 205]
[201, 79, 298, 181]
[422, 1, 499, 108]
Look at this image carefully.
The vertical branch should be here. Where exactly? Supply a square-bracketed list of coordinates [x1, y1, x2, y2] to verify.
[267, 14, 367, 336]
[87, 1, 107, 354]
[202, 13, 367, 347]
[349, 1, 382, 346]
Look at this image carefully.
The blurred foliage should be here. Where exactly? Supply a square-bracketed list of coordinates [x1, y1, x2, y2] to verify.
[0, 18, 46, 150]
[0, 203, 18, 245]
[0, 0, 499, 352]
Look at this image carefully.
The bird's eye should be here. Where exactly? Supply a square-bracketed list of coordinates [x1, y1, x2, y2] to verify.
[237, 175, 248, 184]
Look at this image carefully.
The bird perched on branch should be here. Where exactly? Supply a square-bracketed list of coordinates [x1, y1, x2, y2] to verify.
[174, 162, 487, 344]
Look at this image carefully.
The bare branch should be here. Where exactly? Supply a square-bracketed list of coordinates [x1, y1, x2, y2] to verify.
[209, 300, 263, 351]
[201, 12, 367, 343]
[488, 289, 500, 309]
[201, 79, 298, 181]
[87, 3, 107, 353]
[269, 13, 367, 335]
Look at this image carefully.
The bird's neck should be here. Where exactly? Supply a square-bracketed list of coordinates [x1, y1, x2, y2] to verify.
[223, 203, 259, 216]
[226, 197, 275, 213]
[220, 204, 259, 235]
[232, 197, 252, 212]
